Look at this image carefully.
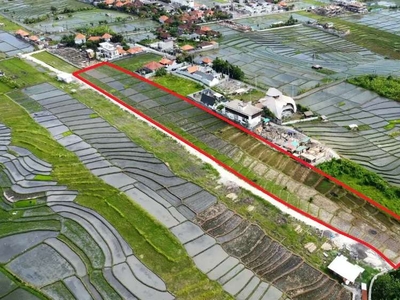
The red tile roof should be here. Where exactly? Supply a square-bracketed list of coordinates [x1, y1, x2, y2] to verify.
[159, 58, 173, 65]
[187, 65, 199, 74]
[15, 29, 29, 37]
[127, 46, 143, 54]
[88, 36, 101, 41]
[144, 61, 163, 71]
[102, 33, 112, 39]
[180, 44, 194, 51]
[75, 33, 86, 40]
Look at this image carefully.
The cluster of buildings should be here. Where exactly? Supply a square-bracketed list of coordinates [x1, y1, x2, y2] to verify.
[313, 0, 367, 16]
[73, 32, 144, 60]
[15, 29, 49, 49]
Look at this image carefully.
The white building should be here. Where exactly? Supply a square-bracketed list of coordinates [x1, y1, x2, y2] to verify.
[328, 255, 364, 285]
[158, 40, 174, 51]
[258, 88, 297, 120]
[224, 100, 263, 128]
[96, 42, 119, 60]
[171, 0, 194, 8]
[74, 33, 86, 45]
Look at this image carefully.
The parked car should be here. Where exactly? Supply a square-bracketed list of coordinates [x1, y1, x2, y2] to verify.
[312, 64, 323, 70]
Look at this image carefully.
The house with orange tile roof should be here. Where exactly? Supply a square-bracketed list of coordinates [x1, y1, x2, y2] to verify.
[187, 65, 199, 74]
[115, 1, 124, 7]
[159, 57, 173, 65]
[159, 15, 169, 24]
[102, 33, 113, 42]
[127, 46, 143, 54]
[105, 0, 115, 5]
[144, 61, 163, 71]
[180, 44, 194, 51]
[29, 35, 39, 43]
[117, 46, 127, 56]
[202, 57, 212, 65]
[15, 29, 29, 38]
[88, 36, 101, 42]
[74, 33, 86, 45]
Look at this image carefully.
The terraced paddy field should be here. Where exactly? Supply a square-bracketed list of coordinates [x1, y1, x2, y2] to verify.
[9, 78, 357, 299]
[0, 0, 91, 21]
[77, 62, 400, 267]
[1, 81, 306, 299]
[0, 124, 174, 299]
[0, 91, 242, 299]
[296, 81, 400, 186]
[342, 10, 400, 37]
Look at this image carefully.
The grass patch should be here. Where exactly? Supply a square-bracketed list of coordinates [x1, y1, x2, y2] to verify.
[32, 51, 78, 73]
[33, 174, 53, 181]
[319, 159, 400, 215]
[384, 119, 400, 130]
[237, 89, 265, 103]
[358, 124, 371, 131]
[348, 75, 400, 103]
[299, 12, 400, 59]
[14, 199, 37, 208]
[152, 74, 203, 96]
[389, 130, 400, 138]
[113, 53, 162, 71]
[0, 58, 49, 90]
[89, 113, 98, 118]
[338, 101, 345, 107]
[0, 93, 232, 300]
[62, 130, 73, 137]
[316, 68, 336, 75]
[0, 15, 27, 32]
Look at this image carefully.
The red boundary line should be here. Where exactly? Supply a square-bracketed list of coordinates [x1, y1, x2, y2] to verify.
[73, 62, 399, 269]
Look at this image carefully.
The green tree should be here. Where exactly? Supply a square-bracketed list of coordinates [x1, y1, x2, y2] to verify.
[372, 273, 400, 300]
[155, 68, 167, 77]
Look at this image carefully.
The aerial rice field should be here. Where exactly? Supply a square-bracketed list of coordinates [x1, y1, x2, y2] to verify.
[297, 81, 400, 186]
[78, 62, 400, 266]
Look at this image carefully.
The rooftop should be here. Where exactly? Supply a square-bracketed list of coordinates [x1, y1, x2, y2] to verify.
[143, 61, 163, 71]
[224, 100, 263, 117]
[328, 255, 364, 284]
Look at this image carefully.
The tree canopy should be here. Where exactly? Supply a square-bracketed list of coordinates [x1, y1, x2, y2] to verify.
[212, 57, 244, 80]
[372, 272, 400, 300]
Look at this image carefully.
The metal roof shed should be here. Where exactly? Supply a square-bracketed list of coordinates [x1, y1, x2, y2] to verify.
[328, 255, 364, 284]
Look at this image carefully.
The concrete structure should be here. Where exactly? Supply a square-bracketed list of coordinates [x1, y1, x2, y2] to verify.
[224, 100, 263, 128]
[96, 42, 119, 60]
[328, 255, 364, 285]
[158, 40, 174, 51]
[171, 0, 194, 8]
[258, 88, 296, 120]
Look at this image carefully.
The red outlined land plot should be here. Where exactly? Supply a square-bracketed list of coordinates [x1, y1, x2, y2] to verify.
[73, 61, 400, 269]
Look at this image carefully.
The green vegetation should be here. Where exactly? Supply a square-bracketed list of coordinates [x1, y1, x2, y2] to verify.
[358, 124, 371, 131]
[89, 113, 99, 118]
[0, 93, 232, 300]
[212, 57, 245, 80]
[385, 119, 400, 130]
[316, 68, 336, 75]
[319, 159, 400, 214]
[14, 199, 38, 208]
[0, 15, 26, 32]
[32, 52, 78, 73]
[270, 15, 298, 28]
[372, 271, 400, 300]
[237, 89, 265, 103]
[0, 58, 49, 93]
[338, 101, 345, 107]
[152, 74, 203, 96]
[113, 53, 162, 71]
[348, 75, 400, 102]
[33, 174, 53, 181]
[298, 12, 400, 59]
[389, 130, 400, 138]
[62, 130, 73, 137]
